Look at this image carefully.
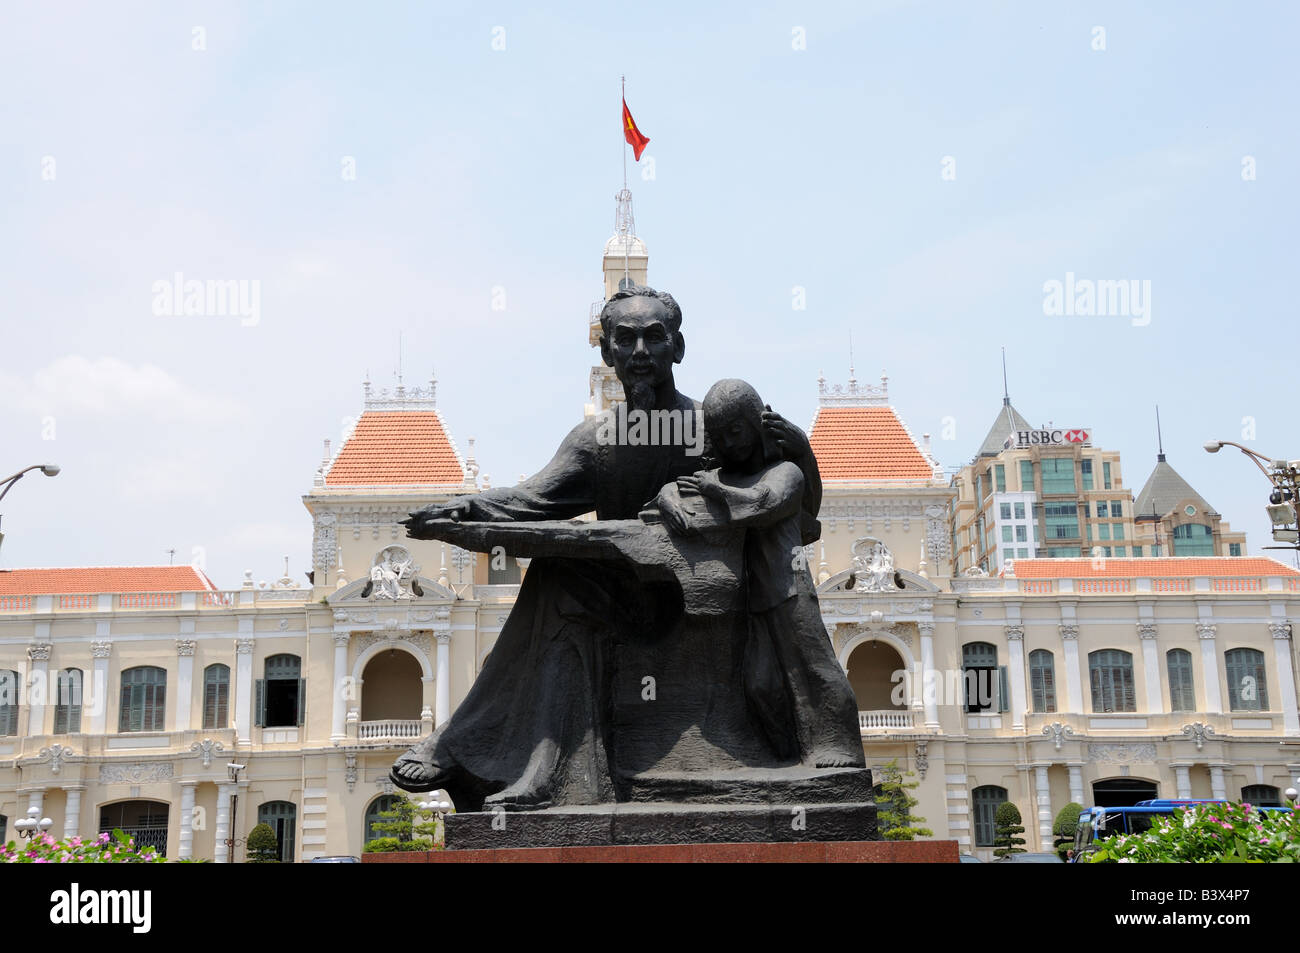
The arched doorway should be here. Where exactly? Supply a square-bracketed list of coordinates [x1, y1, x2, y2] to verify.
[257, 801, 297, 863]
[1091, 777, 1158, 807]
[360, 649, 424, 741]
[845, 640, 908, 712]
[99, 799, 170, 856]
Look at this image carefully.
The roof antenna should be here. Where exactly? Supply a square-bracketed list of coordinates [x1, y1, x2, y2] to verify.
[848, 331, 856, 388]
[1156, 405, 1165, 462]
[1001, 346, 1010, 406]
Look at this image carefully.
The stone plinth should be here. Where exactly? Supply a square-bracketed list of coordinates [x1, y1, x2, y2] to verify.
[442, 801, 877, 850]
[364, 840, 959, 863]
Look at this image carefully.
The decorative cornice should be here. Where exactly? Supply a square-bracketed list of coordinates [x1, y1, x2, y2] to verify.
[1004, 624, 1024, 642]
[27, 643, 52, 662]
[1137, 622, 1158, 640]
[914, 740, 929, 780]
[1181, 722, 1215, 751]
[1059, 624, 1079, 641]
[333, 633, 351, 647]
[917, 621, 935, 637]
[1042, 722, 1075, 751]
[1196, 622, 1217, 641]
[176, 639, 196, 657]
[189, 739, 225, 768]
[1269, 621, 1292, 641]
[236, 637, 256, 655]
[37, 744, 75, 775]
[99, 761, 175, 784]
[90, 640, 112, 659]
[435, 631, 452, 646]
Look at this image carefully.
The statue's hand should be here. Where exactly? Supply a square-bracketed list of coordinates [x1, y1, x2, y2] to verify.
[762, 405, 811, 461]
[401, 499, 472, 539]
[657, 485, 699, 537]
[681, 469, 724, 500]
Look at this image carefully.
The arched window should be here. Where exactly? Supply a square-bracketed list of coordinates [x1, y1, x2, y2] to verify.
[118, 666, 166, 732]
[0, 669, 19, 736]
[962, 642, 1006, 713]
[1172, 523, 1214, 556]
[203, 664, 230, 730]
[972, 785, 1008, 847]
[1166, 649, 1195, 712]
[257, 801, 297, 863]
[1241, 785, 1282, 807]
[0, 814, 6, 842]
[1088, 650, 1136, 713]
[53, 668, 83, 734]
[365, 794, 404, 846]
[1225, 648, 1268, 711]
[1029, 649, 1056, 713]
[257, 654, 304, 729]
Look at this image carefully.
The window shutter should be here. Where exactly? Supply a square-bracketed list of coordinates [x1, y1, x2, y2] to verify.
[154, 683, 166, 732]
[297, 678, 307, 726]
[255, 679, 266, 728]
[997, 666, 1009, 713]
[120, 682, 134, 732]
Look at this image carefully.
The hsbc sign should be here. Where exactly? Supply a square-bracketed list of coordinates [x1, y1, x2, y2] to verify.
[1003, 428, 1091, 449]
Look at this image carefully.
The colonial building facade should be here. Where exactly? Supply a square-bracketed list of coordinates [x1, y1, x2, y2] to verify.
[1, 209, 1295, 860]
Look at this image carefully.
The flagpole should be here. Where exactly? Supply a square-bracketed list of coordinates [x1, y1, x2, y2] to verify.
[621, 74, 629, 287]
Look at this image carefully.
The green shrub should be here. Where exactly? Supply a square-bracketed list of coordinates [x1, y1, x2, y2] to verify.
[993, 801, 1026, 858]
[1087, 802, 1300, 863]
[875, 759, 933, 840]
[246, 822, 280, 863]
[364, 836, 434, 853]
[1053, 802, 1083, 860]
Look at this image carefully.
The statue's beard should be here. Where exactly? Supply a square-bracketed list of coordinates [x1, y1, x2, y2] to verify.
[625, 379, 657, 411]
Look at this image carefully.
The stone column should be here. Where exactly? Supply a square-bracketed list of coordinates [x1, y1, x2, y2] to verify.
[178, 781, 197, 860]
[1270, 623, 1299, 736]
[1137, 623, 1162, 714]
[1067, 764, 1084, 807]
[1034, 765, 1053, 849]
[214, 782, 234, 864]
[331, 634, 350, 741]
[1198, 623, 1222, 714]
[62, 786, 82, 839]
[919, 622, 940, 729]
[26, 643, 51, 736]
[1173, 764, 1192, 799]
[1209, 764, 1227, 801]
[89, 640, 112, 734]
[234, 637, 255, 745]
[1005, 625, 1026, 728]
[175, 639, 195, 732]
[435, 631, 452, 727]
[1060, 625, 1082, 712]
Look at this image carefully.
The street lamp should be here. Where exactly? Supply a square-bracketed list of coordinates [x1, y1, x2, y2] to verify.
[1204, 441, 1300, 549]
[13, 806, 54, 841]
[227, 762, 245, 862]
[0, 464, 60, 551]
[416, 794, 454, 847]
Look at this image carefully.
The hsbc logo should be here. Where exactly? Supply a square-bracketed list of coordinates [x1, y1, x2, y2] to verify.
[1006, 429, 1092, 448]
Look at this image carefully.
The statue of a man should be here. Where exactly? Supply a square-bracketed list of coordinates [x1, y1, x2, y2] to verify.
[391, 286, 826, 810]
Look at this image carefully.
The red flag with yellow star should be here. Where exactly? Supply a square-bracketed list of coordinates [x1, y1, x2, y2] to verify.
[622, 97, 649, 161]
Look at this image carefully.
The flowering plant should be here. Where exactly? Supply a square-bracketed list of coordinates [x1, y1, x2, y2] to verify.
[1086, 802, 1299, 863]
[2, 829, 169, 863]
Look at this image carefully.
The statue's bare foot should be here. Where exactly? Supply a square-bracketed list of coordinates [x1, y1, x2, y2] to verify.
[815, 754, 862, 769]
[391, 745, 453, 793]
[483, 781, 552, 811]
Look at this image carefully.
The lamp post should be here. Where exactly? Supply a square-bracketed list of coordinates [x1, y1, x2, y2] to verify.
[0, 464, 60, 552]
[227, 762, 245, 862]
[13, 805, 54, 841]
[1204, 441, 1300, 549]
[416, 794, 453, 847]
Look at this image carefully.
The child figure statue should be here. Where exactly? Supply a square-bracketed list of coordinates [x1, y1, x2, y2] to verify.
[657, 379, 864, 769]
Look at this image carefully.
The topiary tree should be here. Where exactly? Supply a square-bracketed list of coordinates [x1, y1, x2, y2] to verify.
[363, 796, 438, 852]
[1053, 802, 1083, 860]
[246, 822, 280, 863]
[993, 801, 1026, 858]
[875, 759, 933, 840]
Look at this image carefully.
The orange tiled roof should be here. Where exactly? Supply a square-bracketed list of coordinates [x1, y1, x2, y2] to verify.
[325, 411, 465, 487]
[809, 406, 935, 481]
[0, 566, 217, 595]
[1012, 557, 1299, 579]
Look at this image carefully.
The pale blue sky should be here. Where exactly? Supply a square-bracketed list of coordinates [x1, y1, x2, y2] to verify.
[1, 1, 1296, 583]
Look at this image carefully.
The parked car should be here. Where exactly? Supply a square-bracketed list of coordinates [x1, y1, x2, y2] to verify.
[958, 853, 983, 863]
[307, 855, 362, 863]
[997, 852, 1064, 863]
